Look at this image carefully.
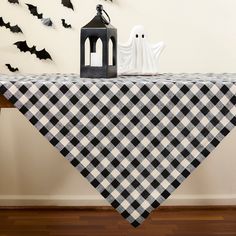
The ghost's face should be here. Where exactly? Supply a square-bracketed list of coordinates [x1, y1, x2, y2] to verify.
[130, 25, 147, 43]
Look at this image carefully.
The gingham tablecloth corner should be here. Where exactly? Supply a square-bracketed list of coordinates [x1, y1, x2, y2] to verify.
[1, 73, 236, 227]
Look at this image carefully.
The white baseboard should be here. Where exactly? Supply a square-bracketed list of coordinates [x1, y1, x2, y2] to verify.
[0, 195, 108, 206]
[0, 194, 236, 206]
[165, 194, 236, 205]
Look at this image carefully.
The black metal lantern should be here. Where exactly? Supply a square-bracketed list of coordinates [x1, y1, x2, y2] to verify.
[80, 5, 117, 78]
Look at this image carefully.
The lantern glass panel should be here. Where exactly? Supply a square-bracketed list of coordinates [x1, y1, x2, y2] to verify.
[109, 39, 113, 66]
[88, 37, 103, 67]
[84, 38, 90, 66]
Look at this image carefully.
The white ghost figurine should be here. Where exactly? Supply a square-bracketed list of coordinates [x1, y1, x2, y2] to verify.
[118, 25, 165, 75]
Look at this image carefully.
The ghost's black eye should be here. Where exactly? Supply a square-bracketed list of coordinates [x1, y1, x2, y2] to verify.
[142, 34, 145, 38]
[136, 34, 138, 38]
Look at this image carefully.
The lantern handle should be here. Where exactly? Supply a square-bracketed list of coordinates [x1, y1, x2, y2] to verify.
[102, 9, 111, 25]
[96, 4, 111, 25]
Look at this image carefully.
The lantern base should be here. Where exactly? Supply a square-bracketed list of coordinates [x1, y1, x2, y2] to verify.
[80, 66, 117, 78]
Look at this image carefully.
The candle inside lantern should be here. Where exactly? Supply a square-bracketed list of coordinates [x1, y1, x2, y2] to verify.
[90, 52, 102, 67]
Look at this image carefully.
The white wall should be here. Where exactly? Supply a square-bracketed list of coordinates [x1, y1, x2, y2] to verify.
[1, 0, 236, 206]
[1, 0, 236, 73]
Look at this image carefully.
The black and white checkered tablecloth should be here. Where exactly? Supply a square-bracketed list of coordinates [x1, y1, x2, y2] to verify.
[1, 73, 236, 227]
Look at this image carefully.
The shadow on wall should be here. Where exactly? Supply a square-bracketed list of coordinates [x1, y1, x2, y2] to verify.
[0, 109, 99, 198]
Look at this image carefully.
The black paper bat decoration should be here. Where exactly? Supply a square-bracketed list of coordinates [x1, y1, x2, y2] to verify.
[0, 17, 22, 33]
[5, 64, 19, 72]
[8, 0, 19, 4]
[61, 0, 74, 10]
[14, 41, 52, 60]
[26, 4, 53, 27]
[62, 19, 72, 28]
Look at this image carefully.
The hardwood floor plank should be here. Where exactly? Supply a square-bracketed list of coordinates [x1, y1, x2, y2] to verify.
[0, 207, 236, 236]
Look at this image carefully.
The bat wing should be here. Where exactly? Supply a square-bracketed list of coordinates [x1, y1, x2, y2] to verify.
[10, 24, 22, 33]
[0, 17, 5, 26]
[14, 41, 29, 52]
[26, 4, 43, 19]
[5, 64, 19, 72]
[8, 0, 19, 4]
[0, 18, 11, 30]
[35, 48, 52, 60]
[61, 0, 74, 10]
[62, 19, 71, 28]
[0, 17, 22, 33]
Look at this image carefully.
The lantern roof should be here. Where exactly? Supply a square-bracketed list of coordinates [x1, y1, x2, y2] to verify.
[82, 5, 115, 29]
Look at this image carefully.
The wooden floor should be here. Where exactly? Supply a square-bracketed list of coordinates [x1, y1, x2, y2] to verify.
[0, 207, 236, 236]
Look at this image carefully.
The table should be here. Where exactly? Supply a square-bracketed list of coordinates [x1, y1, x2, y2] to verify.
[1, 73, 236, 227]
[0, 94, 14, 108]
